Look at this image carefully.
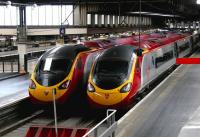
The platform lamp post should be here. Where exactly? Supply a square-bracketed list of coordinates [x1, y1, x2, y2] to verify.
[52, 88, 58, 137]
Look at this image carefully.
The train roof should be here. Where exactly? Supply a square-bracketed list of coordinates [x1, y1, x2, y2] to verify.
[82, 39, 115, 49]
[42, 44, 89, 59]
[98, 45, 137, 62]
[132, 34, 151, 40]
[114, 37, 138, 45]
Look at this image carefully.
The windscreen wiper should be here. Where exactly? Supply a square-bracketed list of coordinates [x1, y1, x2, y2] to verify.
[42, 70, 57, 75]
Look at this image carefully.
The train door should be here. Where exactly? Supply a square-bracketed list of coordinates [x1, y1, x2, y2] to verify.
[134, 57, 141, 90]
[150, 51, 157, 81]
[141, 53, 155, 89]
[136, 57, 141, 76]
[190, 36, 194, 51]
[174, 42, 179, 58]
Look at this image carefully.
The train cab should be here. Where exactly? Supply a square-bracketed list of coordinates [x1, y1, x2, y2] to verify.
[87, 45, 141, 108]
[29, 44, 95, 104]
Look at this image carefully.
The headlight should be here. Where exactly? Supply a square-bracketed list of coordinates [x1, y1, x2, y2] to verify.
[87, 83, 95, 92]
[120, 83, 131, 93]
[58, 80, 71, 89]
[29, 80, 36, 89]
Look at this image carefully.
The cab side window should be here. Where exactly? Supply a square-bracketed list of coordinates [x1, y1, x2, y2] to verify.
[155, 50, 174, 68]
[178, 42, 190, 53]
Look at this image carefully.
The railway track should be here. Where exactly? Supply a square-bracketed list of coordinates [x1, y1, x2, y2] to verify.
[1, 99, 110, 137]
[0, 98, 43, 136]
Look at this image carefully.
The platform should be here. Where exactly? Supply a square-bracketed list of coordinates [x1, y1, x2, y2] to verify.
[0, 73, 22, 81]
[178, 106, 200, 137]
[116, 50, 200, 137]
[0, 74, 29, 108]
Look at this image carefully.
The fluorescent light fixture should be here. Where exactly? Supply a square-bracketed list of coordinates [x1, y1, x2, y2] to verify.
[129, 12, 180, 17]
[6, 1, 11, 5]
[197, 0, 200, 4]
[33, 3, 37, 8]
[6, 1, 11, 8]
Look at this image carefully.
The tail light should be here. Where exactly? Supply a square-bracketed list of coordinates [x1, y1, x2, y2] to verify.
[29, 80, 36, 89]
[59, 80, 71, 89]
[87, 83, 95, 92]
[120, 83, 131, 93]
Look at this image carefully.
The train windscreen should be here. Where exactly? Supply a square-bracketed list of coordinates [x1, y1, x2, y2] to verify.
[39, 58, 72, 73]
[35, 58, 73, 86]
[93, 59, 129, 90]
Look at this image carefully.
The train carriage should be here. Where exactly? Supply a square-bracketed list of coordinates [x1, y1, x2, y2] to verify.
[28, 44, 101, 104]
[86, 31, 199, 109]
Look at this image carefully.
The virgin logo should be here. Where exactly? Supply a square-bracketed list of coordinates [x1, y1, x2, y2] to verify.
[104, 93, 109, 99]
[44, 91, 49, 96]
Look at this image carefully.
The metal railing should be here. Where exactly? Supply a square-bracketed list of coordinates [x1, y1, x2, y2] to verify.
[0, 54, 19, 73]
[83, 109, 117, 137]
[24, 50, 45, 72]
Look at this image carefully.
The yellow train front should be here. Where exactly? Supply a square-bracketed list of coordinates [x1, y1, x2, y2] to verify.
[29, 45, 90, 104]
[87, 45, 141, 109]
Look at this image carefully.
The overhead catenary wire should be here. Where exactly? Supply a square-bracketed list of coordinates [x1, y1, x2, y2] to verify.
[139, 0, 141, 49]
[62, 0, 80, 25]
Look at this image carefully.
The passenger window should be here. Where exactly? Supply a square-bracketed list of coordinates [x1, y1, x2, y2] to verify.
[155, 50, 174, 68]
[152, 56, 155, 66]
[179, 42, 189, 53]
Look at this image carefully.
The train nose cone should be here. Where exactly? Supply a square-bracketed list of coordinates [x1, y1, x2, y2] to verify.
[29, 86, 67, 103]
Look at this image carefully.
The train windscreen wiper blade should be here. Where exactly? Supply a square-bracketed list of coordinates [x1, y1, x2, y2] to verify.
[97, 72, 123, 79]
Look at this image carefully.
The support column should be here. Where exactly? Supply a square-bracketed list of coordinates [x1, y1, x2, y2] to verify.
[133, 16, 136, 26]
[150, 17, 152, 26]
[131, 16, 134, 27]
[146, 17, 149, 26]
[73, 5, 80, 26]
[128, 16, 131, 27]
[130, 16, 132, 26]
[125, 16, 129, 27]
[112, 16, 115, 27]
[73, 5, 87, 26]
[198, 22, 200, 30]
[17, 42, 27, 73]
[80, 5, 87, 26]
[104, 15, 108, 27]
[98, 14, 102, 27]
[144, 17, 146, 26]
[181, 21, 185, 28]
[193, 21, 196, 29]
[135, 17, 139, 27]
[119, 16, 123, 26]
[18, 6, 27, 42]
[91, 14, 95, 27]
[110, 15, 113, 28]
[115, 16, 118, 27]
[17, 6, 27, 73]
